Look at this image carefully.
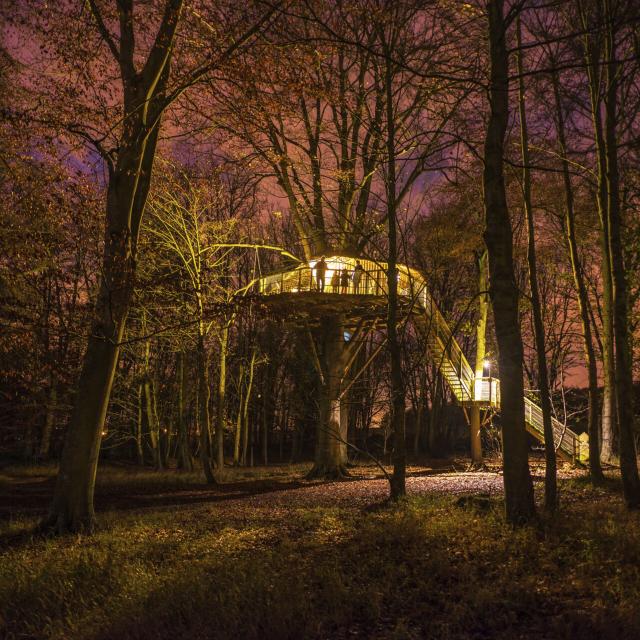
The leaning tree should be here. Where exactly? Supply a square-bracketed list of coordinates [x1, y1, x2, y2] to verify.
[5, 0, 282, 532]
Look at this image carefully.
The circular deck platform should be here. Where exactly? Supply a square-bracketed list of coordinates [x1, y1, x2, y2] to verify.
[254, 255, 425, 326]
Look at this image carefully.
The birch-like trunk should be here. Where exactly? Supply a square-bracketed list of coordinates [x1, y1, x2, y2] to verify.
[144, 377, 162, 471]
[197, 333, 216, 483]
[233, 364, 245, 466]
[215, 323, 230, 472]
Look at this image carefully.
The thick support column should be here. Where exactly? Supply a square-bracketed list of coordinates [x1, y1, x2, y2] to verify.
[308, 314, 349, 479]
[470, 249, 489, 467]
[469, 404, 483, 467]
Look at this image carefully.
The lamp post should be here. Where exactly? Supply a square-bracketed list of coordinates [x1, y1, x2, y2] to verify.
[483, 359, 492, 404]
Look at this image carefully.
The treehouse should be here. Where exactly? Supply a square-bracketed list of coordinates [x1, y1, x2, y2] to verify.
[255, 255, 589, 465]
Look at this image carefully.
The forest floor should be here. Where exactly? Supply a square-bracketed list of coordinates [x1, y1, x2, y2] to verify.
[0, 456, 638, 640]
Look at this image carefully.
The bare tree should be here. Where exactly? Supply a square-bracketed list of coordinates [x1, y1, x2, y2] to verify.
[483, 0, 535, 525]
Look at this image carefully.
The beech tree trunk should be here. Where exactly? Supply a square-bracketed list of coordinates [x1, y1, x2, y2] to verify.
[46, 0, 184, 532]
[483, 0, 535, 525]
[339, 364, 354, 466]
[308, 315, 349, 479]
[142, 329, 162, 470]
[48, 273, 130, 531]
[428, 373, 444, 457]
[135, 382, 144, 465]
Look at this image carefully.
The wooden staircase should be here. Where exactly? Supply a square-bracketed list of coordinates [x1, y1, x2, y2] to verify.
[416, 282, 589, 464]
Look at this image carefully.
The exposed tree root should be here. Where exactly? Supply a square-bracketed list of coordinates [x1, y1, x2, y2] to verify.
[306, 463, 351, 481]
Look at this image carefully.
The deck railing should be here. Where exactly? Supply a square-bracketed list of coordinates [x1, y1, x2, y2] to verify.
[259, 265, 407, 297]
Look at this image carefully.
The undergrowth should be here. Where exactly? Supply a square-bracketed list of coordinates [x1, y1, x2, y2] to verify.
[1, 473, 639, 639]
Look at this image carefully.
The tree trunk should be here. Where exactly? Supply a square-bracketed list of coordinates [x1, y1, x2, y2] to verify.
[413, 404, 421, 455]
[197, 334, 216, 483]
[38, 377, 57, 460]
[596, 137, 618, 465]
[47, 230, 135, 531]
[46, 0, 183, 532]
[516, 19, 556, 511]
[308, 315, 349, 479]
[241, 400, 250, 466]
[385, 43, 406, 500]
[176, 351, 193, 471]
[144, 378, 162, 471]
[215, 323, 229, 473]
[428, 373, 444, 457]
[234, 365, 245, 466]
[578, 2, 618, 464]
[135, 382, 144, 465]
[603, 12, 640, 507]
[483, 0, 535, 525]
[244, 349, 258, 465]
[339, 371, 351, 466]
[551, 66, 603, 482]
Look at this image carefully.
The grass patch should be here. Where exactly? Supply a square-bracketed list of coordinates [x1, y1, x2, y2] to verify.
[1, 474, 640, 639]
[0, 463, 58, 478]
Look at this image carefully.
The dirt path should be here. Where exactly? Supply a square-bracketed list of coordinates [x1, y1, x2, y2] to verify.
[0, 462, 581, 522]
